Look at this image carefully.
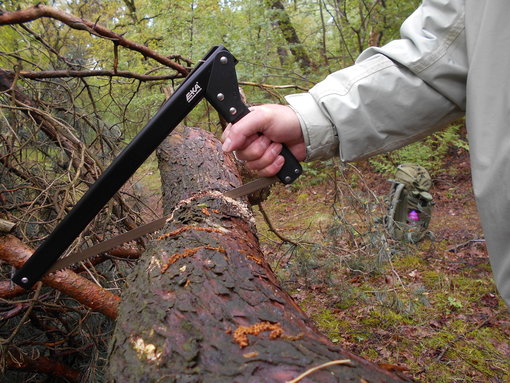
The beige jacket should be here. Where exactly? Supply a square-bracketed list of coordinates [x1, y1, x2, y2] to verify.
[286, 0, 510, 309]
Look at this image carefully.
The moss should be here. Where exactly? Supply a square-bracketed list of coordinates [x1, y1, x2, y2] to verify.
[422, 270, 448, 289]
[311, 309, 351, 339]
[361, 348, 379, 360]
[392, 254, 425, 270]
[369, 307, 412, 329]
[296, 192, 310, 203]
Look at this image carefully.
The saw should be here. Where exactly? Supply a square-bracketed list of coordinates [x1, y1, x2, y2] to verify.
[45, 177, 279, 274]
[12, 46, 302, 289]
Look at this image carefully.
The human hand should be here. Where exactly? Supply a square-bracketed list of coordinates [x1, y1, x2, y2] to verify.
[221, 104, 306, 177]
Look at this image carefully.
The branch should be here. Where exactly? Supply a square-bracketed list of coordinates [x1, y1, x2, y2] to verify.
[5, 347, 81, 382]
[4, 69, 180, 81]
[240, 81, 309, 92]
[0, 280, 27, 299]
[0, 235, 120, 319]
[0, 4, 189, 76]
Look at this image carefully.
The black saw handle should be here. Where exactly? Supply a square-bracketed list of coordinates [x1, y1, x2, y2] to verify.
[13, 45, 302, 289]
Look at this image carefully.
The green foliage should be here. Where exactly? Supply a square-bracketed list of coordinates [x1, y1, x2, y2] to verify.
[369, 122, 469, 175]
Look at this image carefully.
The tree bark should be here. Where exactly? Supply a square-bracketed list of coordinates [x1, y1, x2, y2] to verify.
[0, 234, 120, 319]
[108, 127, 411, 382]
[265, 0, 315, 72]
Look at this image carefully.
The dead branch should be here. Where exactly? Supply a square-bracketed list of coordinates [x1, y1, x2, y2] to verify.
[257, 202, 298, 245]
[0, 4, 188, 76]
[0, 245, 140, 300]
[240, 80, 309, 92]
[0, 234, 120, 319]
[3, 69, 180, 81]
[4, 347, 81, 382]
[0, 281, 28, 299]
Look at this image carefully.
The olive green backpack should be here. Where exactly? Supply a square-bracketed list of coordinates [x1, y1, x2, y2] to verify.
[384, 164, 433, 243]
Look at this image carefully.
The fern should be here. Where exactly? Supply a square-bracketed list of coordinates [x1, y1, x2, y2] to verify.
[369, 122, 468, 176]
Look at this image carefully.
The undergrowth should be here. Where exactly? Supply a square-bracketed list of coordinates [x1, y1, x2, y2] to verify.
[369, 122, 469, 176]
[257, 156, 510, 382]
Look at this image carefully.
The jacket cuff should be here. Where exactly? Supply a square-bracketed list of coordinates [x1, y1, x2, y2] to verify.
[285, 93, 339, 161]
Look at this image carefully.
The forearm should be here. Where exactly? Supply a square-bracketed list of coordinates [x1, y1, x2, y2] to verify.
[287, 0, 467, 162]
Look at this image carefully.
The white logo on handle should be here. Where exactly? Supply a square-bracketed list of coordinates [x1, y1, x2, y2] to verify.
[186, 82, 202, 103]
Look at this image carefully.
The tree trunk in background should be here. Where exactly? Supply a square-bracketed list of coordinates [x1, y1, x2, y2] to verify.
[107, 127, 411, 382]
[266, 0, 315, 72]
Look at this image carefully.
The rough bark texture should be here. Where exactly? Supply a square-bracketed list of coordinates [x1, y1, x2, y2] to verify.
[108, 127, 411, 382]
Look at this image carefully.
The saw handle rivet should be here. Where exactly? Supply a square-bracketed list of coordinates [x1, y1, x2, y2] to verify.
[284, 176, 292, 183]
[220, 56, 228, 64]
[229, 107, 237, 115]
[21, 277, 28, 284]
[217, 93, 225, 101]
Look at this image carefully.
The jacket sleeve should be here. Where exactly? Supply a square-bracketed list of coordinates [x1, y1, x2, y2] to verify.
[286, 0, 468, 162]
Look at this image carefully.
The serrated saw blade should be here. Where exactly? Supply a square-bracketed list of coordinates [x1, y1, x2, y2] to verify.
[46, 177, 278, 274]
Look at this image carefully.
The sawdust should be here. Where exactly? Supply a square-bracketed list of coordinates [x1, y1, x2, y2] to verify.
[160, 245, 226, 273]
[232, 321, 284, 348]
[157, 226, 225, 241]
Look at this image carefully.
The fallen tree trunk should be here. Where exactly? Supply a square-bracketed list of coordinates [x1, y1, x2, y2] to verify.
[108, 127, 411, 382]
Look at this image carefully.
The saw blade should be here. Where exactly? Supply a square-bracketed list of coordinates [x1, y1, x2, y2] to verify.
[223, 176, 278, 199]
[47, 216, 169, 273]
[47, 177, 278, 273]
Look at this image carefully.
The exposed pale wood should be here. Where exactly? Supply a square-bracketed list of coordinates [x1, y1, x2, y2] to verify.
[0, 218, 15, 233]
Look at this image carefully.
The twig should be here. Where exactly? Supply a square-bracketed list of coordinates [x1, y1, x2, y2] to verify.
[0, 281, 42, 345]
[257, 202, 298, 246]
[285, 359, 353, 383]
[435, 315, 493, 362]
[447, 238, 485, 253]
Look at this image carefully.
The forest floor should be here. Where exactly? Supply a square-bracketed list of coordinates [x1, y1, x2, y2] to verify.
[253, 147, 510, 382]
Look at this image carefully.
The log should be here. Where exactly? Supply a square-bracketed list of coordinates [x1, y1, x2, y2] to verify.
[108, 127, 412, 382]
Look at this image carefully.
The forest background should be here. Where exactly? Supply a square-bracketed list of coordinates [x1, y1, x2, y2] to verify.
[0, 0, 509, 382]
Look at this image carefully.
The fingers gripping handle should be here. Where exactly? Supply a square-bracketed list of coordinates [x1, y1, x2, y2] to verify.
[204, 47, 302, 185]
